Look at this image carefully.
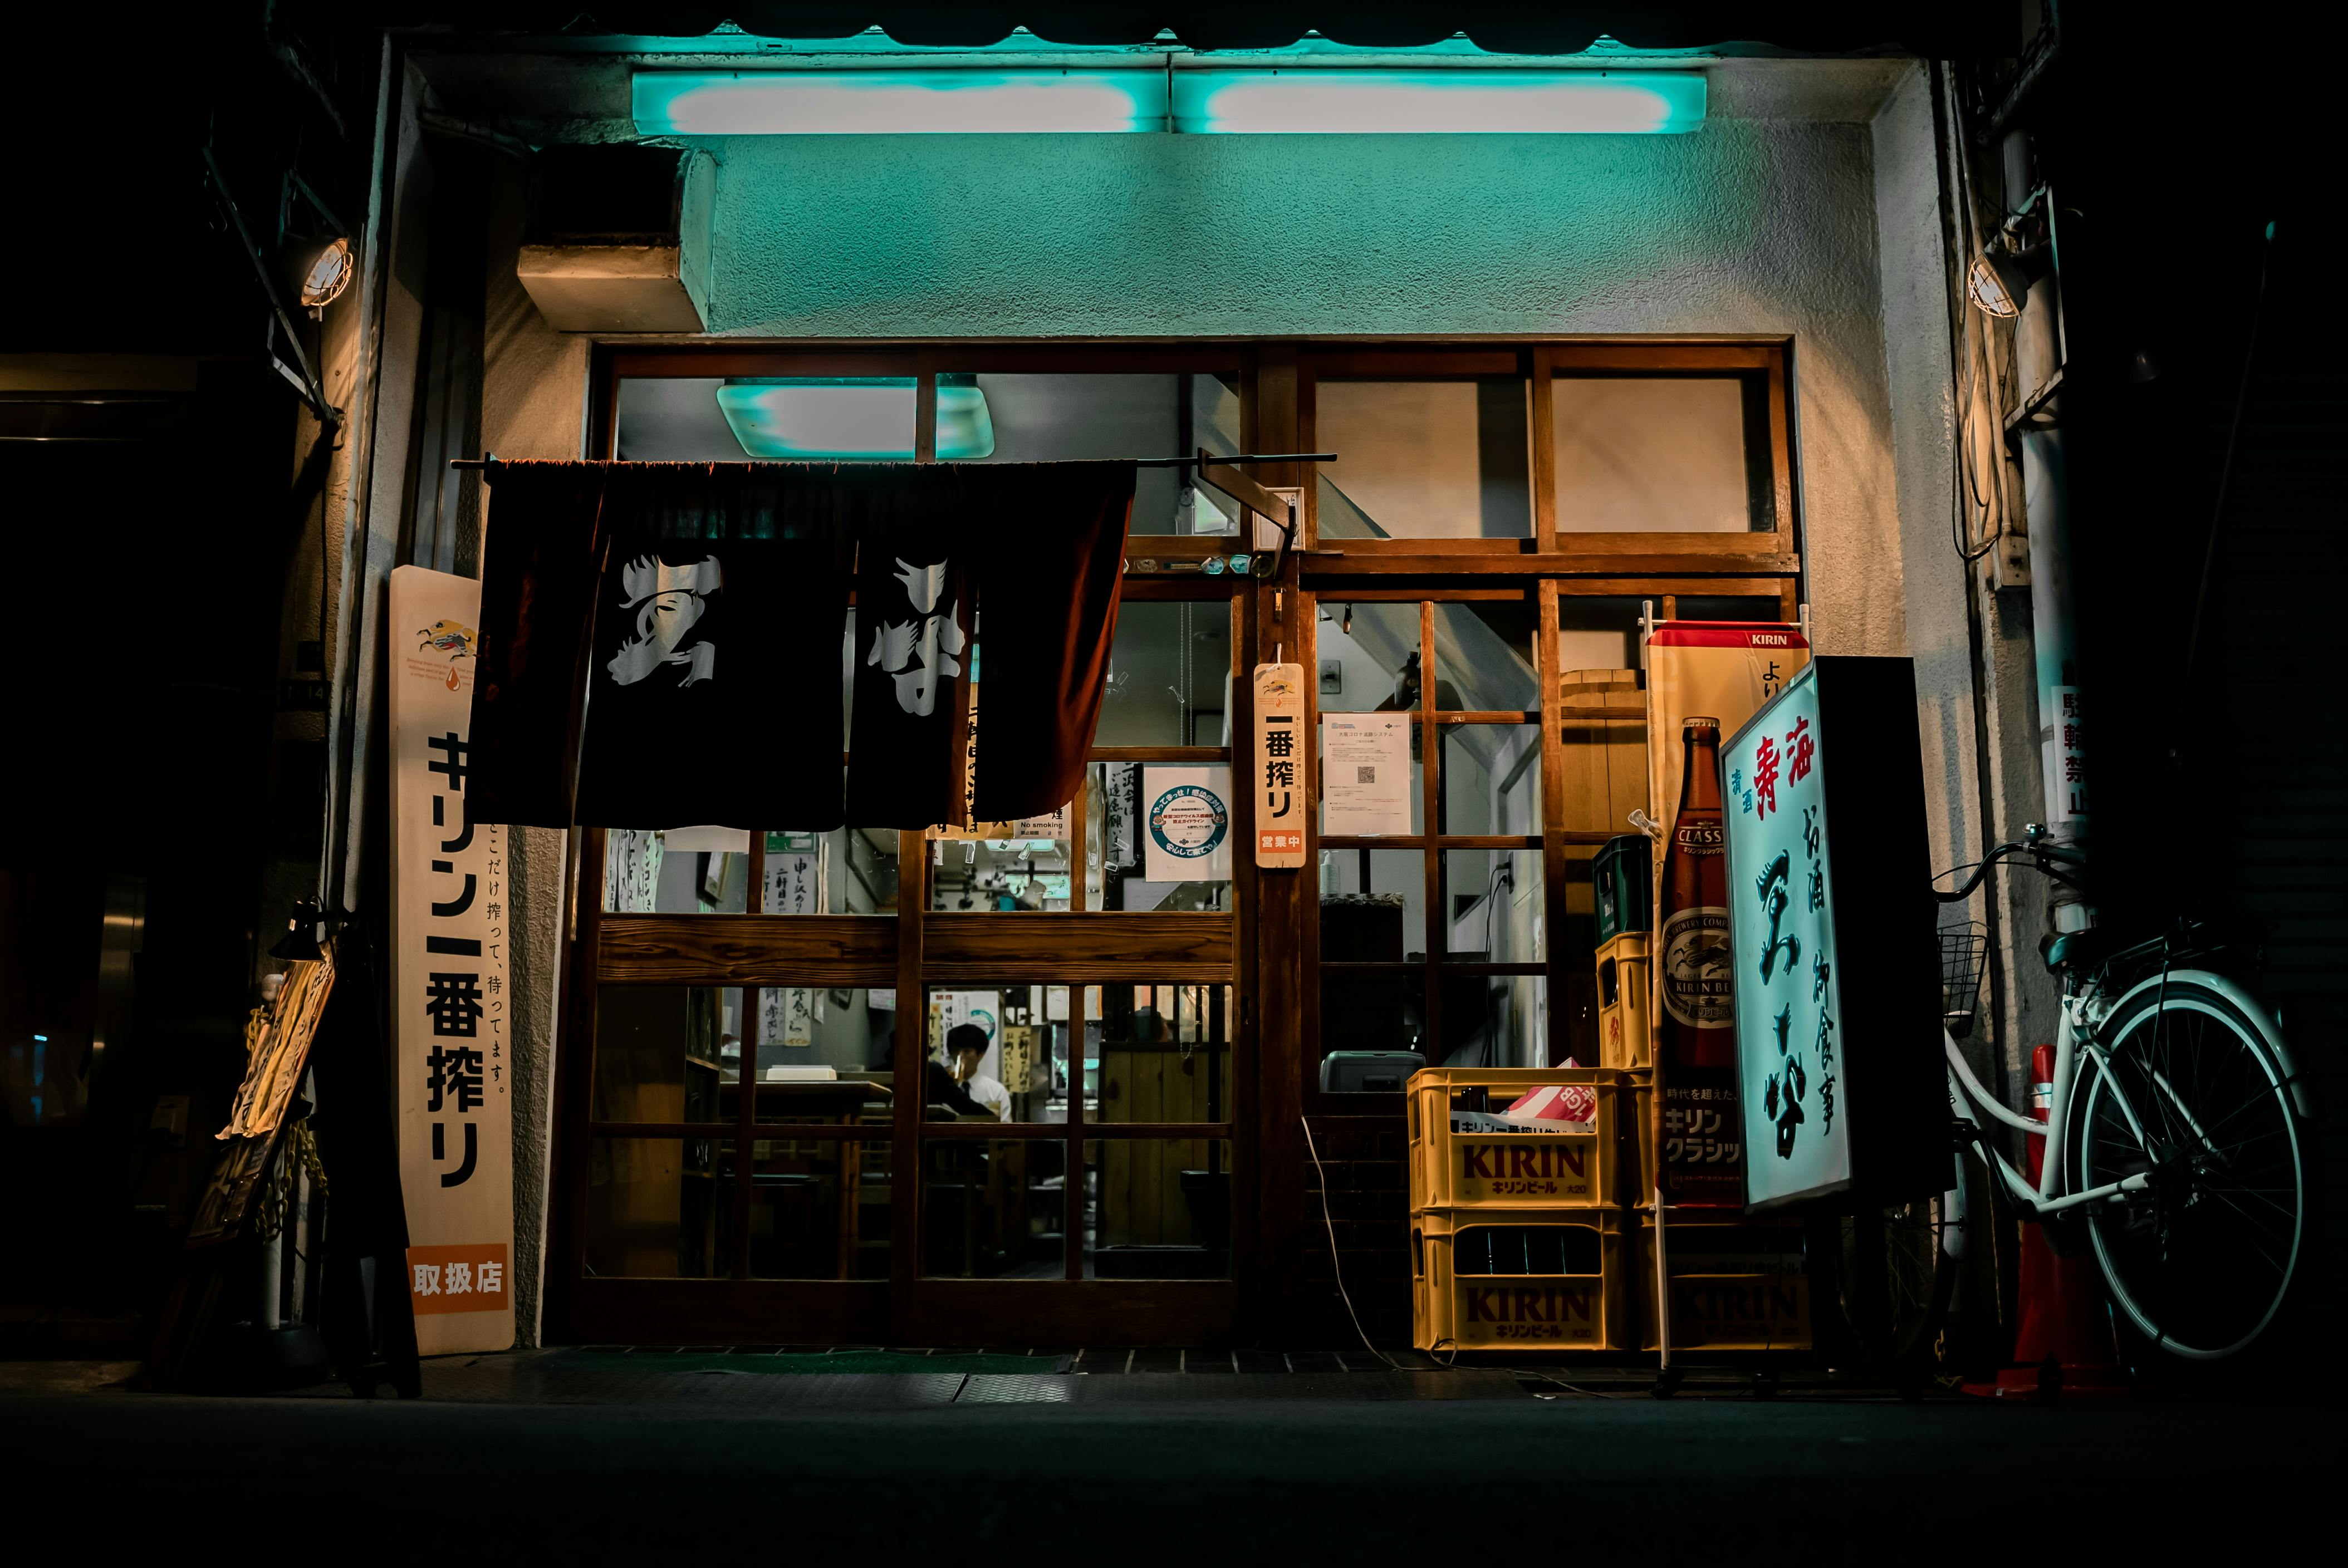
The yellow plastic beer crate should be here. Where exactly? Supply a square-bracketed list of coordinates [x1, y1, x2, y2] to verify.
[1623, 1076, 1752, 1215]
[1595, 930, 1654, 1070]
[1412, 1208, 1627, 1353]
[1406, 1067, 1629, 1214]
[1635, 1212, 1812, 1352]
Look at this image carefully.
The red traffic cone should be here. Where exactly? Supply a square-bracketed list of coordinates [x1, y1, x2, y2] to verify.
[1964, 1045, 2132, 1400]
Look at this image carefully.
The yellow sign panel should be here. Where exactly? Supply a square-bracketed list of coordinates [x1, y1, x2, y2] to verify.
[1662, 1275, 1811, 1350]
[1450, 1137, 1597, 1205]
[388, 567, 517, 1354]
[1453, 1283, 1604, 1346]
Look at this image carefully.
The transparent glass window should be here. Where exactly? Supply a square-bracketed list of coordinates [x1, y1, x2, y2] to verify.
[1557, 666, 1647, 843]
[931, 832, 1074, 913]
[1674, 596, 1782, 622]
[1316, 379, 1531, 540]
[627, 830, 747, 914]
[1433, 971, 1550, 1069]
[1085, 1139, 1233, 1279]
[604, 822, 891, 915]
[1434, 599, 1540, 712]
[591, 986, 742, 1122]
[1099, 599, 1234, 746]
[1555, 596, 1644, 681]
[920, 985, 1075, 1124]
[1319, 968, 1425, 1068]
[1316, 601, 1421, 713]
[921, 1136, 1068, 1279]
[585, 1137, 729, 1279]
[1438, 725, 1542, 836]
[947, 373, 1241, 533]
[1090, 763, 1233, 912]
[831, 828, 901, 913]
[618, 376, 917, 461]
[747, 1135, 890, 1280]
[1094, 984, 1232, 1126]
[1318, 850, 1425, 959]
[1551, 375, 1772, 533]
[1443, 849, 1545, 965]
[1552, 843, 1607, 1068]
[749, 986, 898, 1093]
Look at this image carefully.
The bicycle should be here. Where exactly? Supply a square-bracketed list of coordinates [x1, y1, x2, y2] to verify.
[1878, 824, 2320, 1367]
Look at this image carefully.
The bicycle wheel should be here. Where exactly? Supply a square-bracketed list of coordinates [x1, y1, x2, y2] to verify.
[2066, 974, 2311, 1360]
[1839, 1158, 1958, 1368]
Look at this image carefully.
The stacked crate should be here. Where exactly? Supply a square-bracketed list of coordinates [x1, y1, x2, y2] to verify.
[1620, 1085, 1816, 1354]
[1406, 1067, 1634, 1354]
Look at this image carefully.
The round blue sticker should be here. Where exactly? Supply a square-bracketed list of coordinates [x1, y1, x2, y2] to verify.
[1148, 784, 1229, 860]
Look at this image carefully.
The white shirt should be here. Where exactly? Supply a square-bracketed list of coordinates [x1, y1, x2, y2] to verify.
[962, 1074, 1012, 1122]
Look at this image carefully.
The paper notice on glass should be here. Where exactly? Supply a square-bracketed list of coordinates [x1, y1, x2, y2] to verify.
[1321, 714, 1413, 835]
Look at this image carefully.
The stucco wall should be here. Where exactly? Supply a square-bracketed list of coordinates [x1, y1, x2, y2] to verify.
[1869, 66, 2056, 1094]
[478, 151, 592, 1345]
[688, 118, 1907, 657]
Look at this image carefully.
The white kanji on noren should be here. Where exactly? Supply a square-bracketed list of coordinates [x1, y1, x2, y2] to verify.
[608, 554, 723, 687]
[413, 1264, 442, 1296]
[867, 557, 964, 716]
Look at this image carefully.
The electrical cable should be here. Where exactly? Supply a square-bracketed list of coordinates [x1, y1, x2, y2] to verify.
[1304, 1114, 1653, 1397]
[1952, 128, 2011, 561]
[1302, 1115, 1417, 1372]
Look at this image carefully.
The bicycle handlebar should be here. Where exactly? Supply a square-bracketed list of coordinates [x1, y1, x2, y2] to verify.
[1933, 837, 2087, 903]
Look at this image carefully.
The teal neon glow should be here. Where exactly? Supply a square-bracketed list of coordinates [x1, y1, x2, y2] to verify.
[717, 376, 995, 460]
[635, 70, 1165, 135]
[1171, 70, 1704, 134]
[635, 67, 1702, 136]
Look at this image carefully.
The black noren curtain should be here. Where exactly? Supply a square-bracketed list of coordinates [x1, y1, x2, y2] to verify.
[470, 462, 857, 831]
[846, 461, 1135, 829]
[472, 460, 1133, 834]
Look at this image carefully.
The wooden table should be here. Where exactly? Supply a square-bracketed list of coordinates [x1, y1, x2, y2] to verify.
[718, 1079, 894, 1280]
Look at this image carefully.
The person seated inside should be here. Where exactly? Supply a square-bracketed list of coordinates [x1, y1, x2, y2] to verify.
[946, 1022, 1012, 1122]
[921, 1052, 987, 1121]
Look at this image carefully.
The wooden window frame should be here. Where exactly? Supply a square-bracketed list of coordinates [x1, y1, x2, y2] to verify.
[551, 338, 1803, 1345]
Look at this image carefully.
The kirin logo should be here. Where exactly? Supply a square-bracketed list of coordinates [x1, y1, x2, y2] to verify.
[418, 619, 477, 690]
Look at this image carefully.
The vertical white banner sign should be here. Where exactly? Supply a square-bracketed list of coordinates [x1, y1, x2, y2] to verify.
[760, 835, 828, 1050]
[388, 566, 516, 1353]
[1253, 662, 1307, 868]
[2047, 685, 2086, 825]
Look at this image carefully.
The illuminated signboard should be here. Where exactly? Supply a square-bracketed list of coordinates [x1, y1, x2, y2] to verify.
[1720, 659, 1945, 1212]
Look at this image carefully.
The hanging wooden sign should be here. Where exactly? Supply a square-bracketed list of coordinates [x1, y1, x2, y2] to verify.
[1254, 662, 1307, 869]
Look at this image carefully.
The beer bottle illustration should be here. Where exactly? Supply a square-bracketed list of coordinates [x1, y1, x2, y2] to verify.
[1658, 717, 1741, 1206]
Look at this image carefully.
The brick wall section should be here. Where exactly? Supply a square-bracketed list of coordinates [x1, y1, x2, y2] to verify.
[1288, 1117, 1415, 1348]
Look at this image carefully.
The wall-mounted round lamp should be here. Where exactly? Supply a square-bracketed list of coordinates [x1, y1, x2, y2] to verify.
[1965, 235, 2052, 321]
[298, 237, 353, 313]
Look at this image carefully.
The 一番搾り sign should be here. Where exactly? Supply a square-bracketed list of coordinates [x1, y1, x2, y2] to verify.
[389, 566, 516, 1351]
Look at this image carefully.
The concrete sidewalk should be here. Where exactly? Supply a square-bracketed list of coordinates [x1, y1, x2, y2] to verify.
[3, 1355, 2335, 1562]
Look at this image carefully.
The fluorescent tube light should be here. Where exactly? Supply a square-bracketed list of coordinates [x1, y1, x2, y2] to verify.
[635, 67, 1704, 137]
[635, 70, 1168, 135]
[1171, 70, 1705, 134]
[717, 377, 996, 460]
